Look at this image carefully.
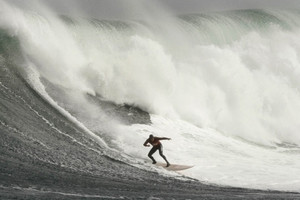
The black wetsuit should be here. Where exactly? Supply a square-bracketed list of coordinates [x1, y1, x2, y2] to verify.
[144, 137, 170, 166]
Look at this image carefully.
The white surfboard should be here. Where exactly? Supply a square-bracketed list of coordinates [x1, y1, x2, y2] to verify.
[155, 162, 193, 171]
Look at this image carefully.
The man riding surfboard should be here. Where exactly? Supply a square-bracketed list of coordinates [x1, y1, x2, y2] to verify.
[143, 134, 171, 167]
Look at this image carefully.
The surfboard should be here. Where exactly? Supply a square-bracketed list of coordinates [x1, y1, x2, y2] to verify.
[155, 162, 193, 171]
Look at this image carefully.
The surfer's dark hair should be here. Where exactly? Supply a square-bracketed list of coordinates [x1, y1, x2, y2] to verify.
[149, 134, 154, 138]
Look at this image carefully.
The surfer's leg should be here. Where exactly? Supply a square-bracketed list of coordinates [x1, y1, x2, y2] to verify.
[158, 144, 170, 167]
[148, 146, 158, 164]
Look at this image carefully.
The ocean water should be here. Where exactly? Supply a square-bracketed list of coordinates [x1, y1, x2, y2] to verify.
[1, 0, 300, 194]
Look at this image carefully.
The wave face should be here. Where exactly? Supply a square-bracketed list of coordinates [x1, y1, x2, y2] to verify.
[1, 0, 300, 192]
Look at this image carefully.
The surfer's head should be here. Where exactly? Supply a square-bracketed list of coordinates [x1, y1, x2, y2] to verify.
[149, 134, 154, 140]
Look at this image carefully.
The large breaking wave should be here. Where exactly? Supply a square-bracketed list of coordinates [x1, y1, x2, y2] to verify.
[1, 0, 300, 191]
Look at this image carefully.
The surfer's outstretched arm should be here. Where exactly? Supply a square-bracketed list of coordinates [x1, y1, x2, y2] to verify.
[157, 137, 171, 141]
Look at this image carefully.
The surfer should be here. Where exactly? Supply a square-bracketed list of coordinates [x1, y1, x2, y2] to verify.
[143, 134, 171, 167]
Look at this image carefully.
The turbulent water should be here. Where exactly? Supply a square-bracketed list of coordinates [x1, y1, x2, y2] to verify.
[1, 0, 300, 196]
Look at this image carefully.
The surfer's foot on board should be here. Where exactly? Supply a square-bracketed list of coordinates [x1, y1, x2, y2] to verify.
[166, 163, 170, 167]
[152, 161, 157, 164]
